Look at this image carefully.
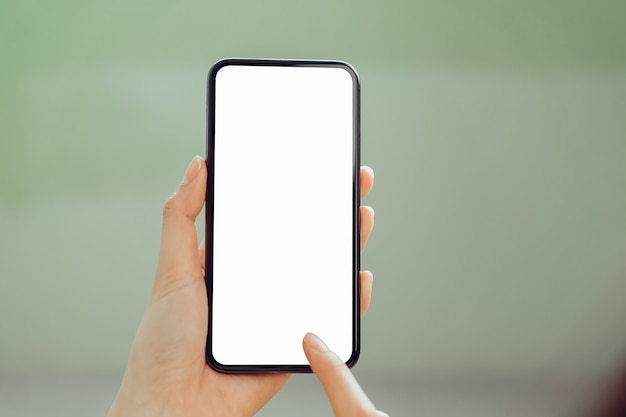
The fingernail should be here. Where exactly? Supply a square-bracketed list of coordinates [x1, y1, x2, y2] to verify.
[304, 332, 329, 352]
[362, 165, 374, 177]
[182, 155, 203, 185]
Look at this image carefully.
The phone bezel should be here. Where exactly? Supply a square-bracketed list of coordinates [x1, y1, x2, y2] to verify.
[205, 58, 361, 373]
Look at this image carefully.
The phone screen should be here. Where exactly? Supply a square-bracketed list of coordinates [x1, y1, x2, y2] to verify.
[206, 59, 360, 372]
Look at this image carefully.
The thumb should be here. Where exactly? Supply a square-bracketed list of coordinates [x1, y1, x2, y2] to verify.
[155, 155, 207, 287]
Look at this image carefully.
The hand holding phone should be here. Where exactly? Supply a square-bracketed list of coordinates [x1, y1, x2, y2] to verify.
[108, 156, 376, 417]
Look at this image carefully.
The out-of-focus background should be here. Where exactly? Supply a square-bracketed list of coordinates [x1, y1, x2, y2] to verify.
[1, 1, 626, 416]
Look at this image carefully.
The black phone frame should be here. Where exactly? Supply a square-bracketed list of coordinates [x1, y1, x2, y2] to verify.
[205, 58, 361, 373]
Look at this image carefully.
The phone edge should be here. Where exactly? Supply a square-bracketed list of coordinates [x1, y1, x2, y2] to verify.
[205, 58, 361, 374]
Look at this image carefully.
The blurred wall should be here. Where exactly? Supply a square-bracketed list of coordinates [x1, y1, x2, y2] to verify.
[1, 0, 626, 377]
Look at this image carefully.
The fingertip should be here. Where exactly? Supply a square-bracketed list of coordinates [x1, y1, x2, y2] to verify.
[165, 156, 207, 219]
[303, 333, 345, 373]
[181, 155, 205, 185]
[361, 270, 374, 288]
[359, 206, 375, 251]
[361, 165, 374, 179]
[360, 166, 374, 199]
[360, 270, 373, 315]
[303, 332, 313, 347]
[303, 332, 329, 353]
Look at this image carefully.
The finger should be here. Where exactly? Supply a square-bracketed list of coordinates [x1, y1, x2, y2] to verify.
[155, 156, 207, 287]
[360, 206, 375, 252]
[303, 333, 379, 417]
[198, 239, 206, 274]
[360, 270, 373, 315]
[360, 166, 374, 200]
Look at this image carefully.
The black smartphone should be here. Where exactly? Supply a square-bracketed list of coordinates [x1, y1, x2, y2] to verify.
[205, 58, 360, 373]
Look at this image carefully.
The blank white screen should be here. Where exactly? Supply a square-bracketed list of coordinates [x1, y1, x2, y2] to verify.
[211, 64, 356, 366]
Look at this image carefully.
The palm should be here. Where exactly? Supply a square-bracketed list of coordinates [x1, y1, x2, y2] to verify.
[199, 367, 290, 416]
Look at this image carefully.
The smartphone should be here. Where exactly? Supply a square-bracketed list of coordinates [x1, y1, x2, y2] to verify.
[205, 58, 360, 373]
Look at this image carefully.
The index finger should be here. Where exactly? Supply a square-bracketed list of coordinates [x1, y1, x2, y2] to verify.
[303, 333, 382, 417]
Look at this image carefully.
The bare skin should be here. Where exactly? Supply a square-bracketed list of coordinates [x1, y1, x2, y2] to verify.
[108, 156, 385, 417]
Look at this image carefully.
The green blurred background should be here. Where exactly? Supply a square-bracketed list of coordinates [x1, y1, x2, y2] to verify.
[1, 0, 626, 415]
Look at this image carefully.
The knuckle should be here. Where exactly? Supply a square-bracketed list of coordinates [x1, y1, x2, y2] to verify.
[162, 193, 178, 218]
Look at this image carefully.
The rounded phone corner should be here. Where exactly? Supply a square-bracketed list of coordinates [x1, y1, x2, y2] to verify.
[344, 347, 361, 369]
[205, 351, 229, 374]
[207, 58, 242, 84]
[333, 60, 360, 88]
